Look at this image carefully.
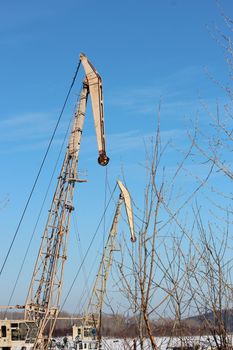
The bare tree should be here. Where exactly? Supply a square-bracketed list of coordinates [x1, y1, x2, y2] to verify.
[184, 205, 233, 350]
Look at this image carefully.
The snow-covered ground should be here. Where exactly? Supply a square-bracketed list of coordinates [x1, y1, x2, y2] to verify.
[52, 335, 233, 350]
[7, 335, 233, 350]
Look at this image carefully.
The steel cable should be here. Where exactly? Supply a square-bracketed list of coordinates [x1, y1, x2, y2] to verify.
[60, 182, 118, 312]
[4, 100, 80, 315]
[0, 59, 81, 278]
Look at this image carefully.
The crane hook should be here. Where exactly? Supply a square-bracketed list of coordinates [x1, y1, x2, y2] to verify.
[98, 152, 110, 166]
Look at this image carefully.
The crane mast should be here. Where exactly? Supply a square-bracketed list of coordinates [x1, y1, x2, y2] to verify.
[23, 54, 109, 349]
[85, 180, 136, 326]
[73, 180, 136, 348]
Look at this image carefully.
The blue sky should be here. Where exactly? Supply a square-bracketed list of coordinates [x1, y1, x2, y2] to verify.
[0, 0, 232, 313]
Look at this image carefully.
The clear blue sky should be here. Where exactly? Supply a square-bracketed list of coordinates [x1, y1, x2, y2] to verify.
[0, 0, 232, 312]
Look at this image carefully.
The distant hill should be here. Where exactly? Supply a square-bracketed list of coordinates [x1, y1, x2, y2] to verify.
[185, 309, 233, 333]
[1, 309, 233, 337]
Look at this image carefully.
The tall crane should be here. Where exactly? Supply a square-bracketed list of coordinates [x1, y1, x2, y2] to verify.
[73, 180, 136, 349]
[0, 53, 109, 350]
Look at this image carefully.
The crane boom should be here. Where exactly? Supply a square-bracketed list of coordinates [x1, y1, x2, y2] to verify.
[80, 53, 109, 166]
[73, 180, 136, 347]
[117, 180, 136, 243]
[85, 180, 136, 325]
[22, 54, 109, 350]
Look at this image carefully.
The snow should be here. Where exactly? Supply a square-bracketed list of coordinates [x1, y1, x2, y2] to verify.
[7, 335, 233, 350]
[51, 335, 233, 350]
